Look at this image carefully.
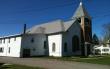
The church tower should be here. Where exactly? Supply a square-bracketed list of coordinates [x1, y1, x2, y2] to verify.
[72, 2, 92, 56]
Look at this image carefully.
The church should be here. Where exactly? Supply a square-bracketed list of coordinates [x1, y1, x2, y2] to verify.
[0, 2, 92, 57]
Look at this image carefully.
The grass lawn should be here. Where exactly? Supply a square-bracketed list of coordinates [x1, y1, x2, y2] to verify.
[61, 55, 110, 65]
[0, 63, 44, 69]
[74, 55, 110, 65]
[37, 55, 110, 65]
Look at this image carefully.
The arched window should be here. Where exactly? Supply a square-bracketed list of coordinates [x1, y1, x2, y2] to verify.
[72, 36, 80, 52]
[64, 42, 67, 52]
[52, 43, 56, 52]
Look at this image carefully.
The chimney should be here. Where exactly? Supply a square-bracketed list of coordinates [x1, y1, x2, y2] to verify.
[23, 24, 26, 34]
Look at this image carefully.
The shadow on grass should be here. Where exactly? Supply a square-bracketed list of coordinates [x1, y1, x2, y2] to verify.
[0, 63, 10, 69]
[1, 66, 11, 69]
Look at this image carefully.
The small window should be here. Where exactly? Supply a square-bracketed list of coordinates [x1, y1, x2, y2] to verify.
[8, 38, 10, 43]
[14, 37, 16, 41]
[1, 39, 2, 44]
[85, 18, 90, 25]
[44, 41, 47, 49]
[64, 42, 67, 52]
[102, 49, 109, 52]
[52, 43, 56, 52]
[0, 48, 4, 52]
[0, 40, 2, 44]
[77, 18, 81, 23]
[8, 47, 10, 53]
[85, 18, 89, 22]
[3, 39, 5, 43]
[31, 38, 34, 43]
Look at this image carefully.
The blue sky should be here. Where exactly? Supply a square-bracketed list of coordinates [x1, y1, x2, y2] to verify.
[0, 0, 110, 38]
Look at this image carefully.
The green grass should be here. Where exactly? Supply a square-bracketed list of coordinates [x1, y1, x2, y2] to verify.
[0, 64, 44, 69]
[35, 55, 110, 65]
[60, 55, 110, 65]
[74, 55, 110, 65]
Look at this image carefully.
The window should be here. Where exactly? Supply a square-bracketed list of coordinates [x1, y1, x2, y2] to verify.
[0, 48, 4, 52]
[52, 43, 56, 52]
[1, 39, 2, 44]
[31, 38, 34, 43]
[8, 47, 10, 53]
[3, 39, 5, 43]
[85, 18, 90, 26]
[102, 49, 109, 52]
[64, 43, 67, 52]
[0, 40, 2, 44]
[8, 38, 10, 43]
[14, 37, 16, 41]
[77, 18, 81, 23]
[44, 41, 47, 49]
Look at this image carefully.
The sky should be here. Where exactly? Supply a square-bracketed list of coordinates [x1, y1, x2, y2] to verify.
[0, 0, 110, 38]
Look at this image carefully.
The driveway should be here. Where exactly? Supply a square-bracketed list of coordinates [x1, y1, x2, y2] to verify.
[0, 57, 109, 69]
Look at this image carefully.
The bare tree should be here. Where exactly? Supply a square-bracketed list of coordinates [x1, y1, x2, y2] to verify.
[102, 23, 110, 43]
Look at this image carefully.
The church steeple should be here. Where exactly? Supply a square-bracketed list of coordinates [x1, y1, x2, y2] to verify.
[72, 2, 91, 19]
[72, 2, 92, 56]
[71, 2, 92, 42]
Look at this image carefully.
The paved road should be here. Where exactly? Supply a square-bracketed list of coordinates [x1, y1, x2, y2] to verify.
[0, 57, 109, 69]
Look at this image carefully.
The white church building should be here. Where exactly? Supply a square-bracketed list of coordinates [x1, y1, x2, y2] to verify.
[0, 2, 92, 57]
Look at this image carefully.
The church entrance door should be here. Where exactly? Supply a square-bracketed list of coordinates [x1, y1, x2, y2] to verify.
[72, 36, 79, 52]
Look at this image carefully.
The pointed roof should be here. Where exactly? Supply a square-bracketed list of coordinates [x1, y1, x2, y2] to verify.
[72, 2, 91, 19]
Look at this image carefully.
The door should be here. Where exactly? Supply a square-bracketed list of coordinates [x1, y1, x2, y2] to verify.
[23, 49, 30, 57]
[72, 35, 79, 52]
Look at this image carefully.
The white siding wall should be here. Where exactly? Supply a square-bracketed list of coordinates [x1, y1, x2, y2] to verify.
[107, 44, 110, 47]
[62, 22, 81, 56]
[0, 36, 22, 57]
[48, 34, 62, 57]
[21, 34, 46, 56]
[0, 39, 7, 56]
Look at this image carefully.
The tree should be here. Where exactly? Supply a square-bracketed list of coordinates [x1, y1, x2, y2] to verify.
[92, 34, 99, 45]
[102, 23, 110, 43]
